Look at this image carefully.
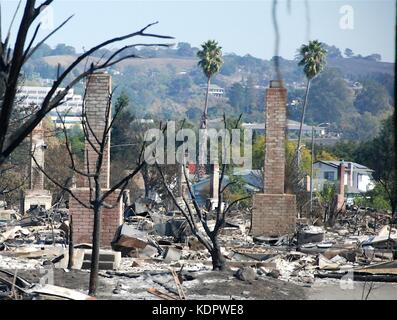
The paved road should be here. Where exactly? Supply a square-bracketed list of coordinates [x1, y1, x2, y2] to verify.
[308, 279, 397, 300]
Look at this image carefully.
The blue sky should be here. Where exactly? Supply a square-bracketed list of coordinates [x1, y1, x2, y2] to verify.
[1, 0, 396, 62]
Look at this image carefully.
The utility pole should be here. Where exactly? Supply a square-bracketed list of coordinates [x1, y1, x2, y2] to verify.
[310, 122, 329, 213]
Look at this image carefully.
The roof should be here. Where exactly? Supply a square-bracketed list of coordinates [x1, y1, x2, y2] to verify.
[192, 169, 262, 190]
[200, 84, 224, 90]
[314, 160, 373, 172]
[242, 121, 324, 131]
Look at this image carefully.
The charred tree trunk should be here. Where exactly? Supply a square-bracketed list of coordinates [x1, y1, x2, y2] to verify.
[391, 202, 396, 222]
[141, 164, 150, 198]
[88, 183, 102, 296]
[210, 235, 226, 271]
[67, 215, 74, 269]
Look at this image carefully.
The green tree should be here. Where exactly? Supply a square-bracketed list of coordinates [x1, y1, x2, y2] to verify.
[354, 183, 391, 211]
[364, 54, 382, 62]
[31, 43, 53, 58]
[228, 82, 245, 111]
[357, 116, 396, 216]
[219, 57, 237, 76]
[176, 42, 196, 57]
[306, 68, 355, 125]
[341, 112, 381, 141]
[53, 43, 76, 55]
[111, 92, 136, 161]
[323, 44, 342, 59]
[168, 76, 192, 98]
[316, 149, 337, 161]
[296, 40, 327, 159]
[244, 76, 257, 114]
[354, 81, 392, 115]
[324, 140, 360, 161]
[223, 174, 251, 208]
[344, 48, 354, 58]
[252, 135, 265, 170]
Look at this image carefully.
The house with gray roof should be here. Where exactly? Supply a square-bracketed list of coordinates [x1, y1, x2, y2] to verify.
[313, 160, 375, 194]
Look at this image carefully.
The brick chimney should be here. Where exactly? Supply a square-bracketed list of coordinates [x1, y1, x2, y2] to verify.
[251, 80, 296, 236]
[69, 73, 124, 248]
[83, 73, 112, 189]
[263, 80, 287, 194]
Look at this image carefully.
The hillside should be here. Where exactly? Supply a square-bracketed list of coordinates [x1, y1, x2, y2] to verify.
[42, 55, 198, 72]
[40, 54, 394, 79]
[327, 57, 394, 77]
[21, 42, 394, 141]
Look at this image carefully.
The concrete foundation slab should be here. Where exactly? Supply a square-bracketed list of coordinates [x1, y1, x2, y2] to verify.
[53, 249, 121, 270]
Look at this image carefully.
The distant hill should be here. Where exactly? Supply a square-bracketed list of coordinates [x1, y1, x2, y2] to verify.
[39, 53, 394, 84]
[41, 55, 198, 72]
[22, 42, 394, 142]
[327, 57, 394, 77]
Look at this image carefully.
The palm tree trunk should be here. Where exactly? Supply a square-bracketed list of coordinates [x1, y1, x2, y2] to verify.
[296, 78, 311, 164]
[198, 78, 211, 177]
[202, 77, 211, 129]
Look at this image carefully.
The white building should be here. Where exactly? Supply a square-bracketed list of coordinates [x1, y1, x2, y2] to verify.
[313, 160, 375, 194]
[16, 86, 83, 128]
[50, 114, 82, 129]
[242, 120, 326, 137]
[201, 84, 225, 97]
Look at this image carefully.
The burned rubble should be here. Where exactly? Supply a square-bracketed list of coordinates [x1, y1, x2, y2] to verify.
[1, 191, 397, 300]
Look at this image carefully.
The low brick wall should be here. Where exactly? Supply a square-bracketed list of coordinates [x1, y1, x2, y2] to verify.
[69, 188, 123, 248]
[251, 193, 297, 237]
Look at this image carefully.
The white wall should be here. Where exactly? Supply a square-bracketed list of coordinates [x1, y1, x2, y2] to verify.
[313, 163, 374, 193]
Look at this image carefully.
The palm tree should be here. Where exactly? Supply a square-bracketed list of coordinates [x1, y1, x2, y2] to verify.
[197, 40, 223, 176]
[197, 40, 223, 129]
[296, 40, 327, 161]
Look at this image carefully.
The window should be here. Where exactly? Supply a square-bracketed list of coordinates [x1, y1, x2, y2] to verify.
[324, 171, 335, 180]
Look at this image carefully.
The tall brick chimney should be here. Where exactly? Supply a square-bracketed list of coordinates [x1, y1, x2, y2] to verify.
[83, 73, 112, 189]
[251, 80, 296, 237]
[263, 80, 287, 194]
[69, 73, 124, 248]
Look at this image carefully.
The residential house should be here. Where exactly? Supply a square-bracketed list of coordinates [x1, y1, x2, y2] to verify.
[192, 169, 262, 207]
[313, 160, 375, 195]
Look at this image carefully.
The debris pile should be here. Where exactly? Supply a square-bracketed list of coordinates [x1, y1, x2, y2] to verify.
[0, 207, 69, 252]
[1, 202, 396, 300]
